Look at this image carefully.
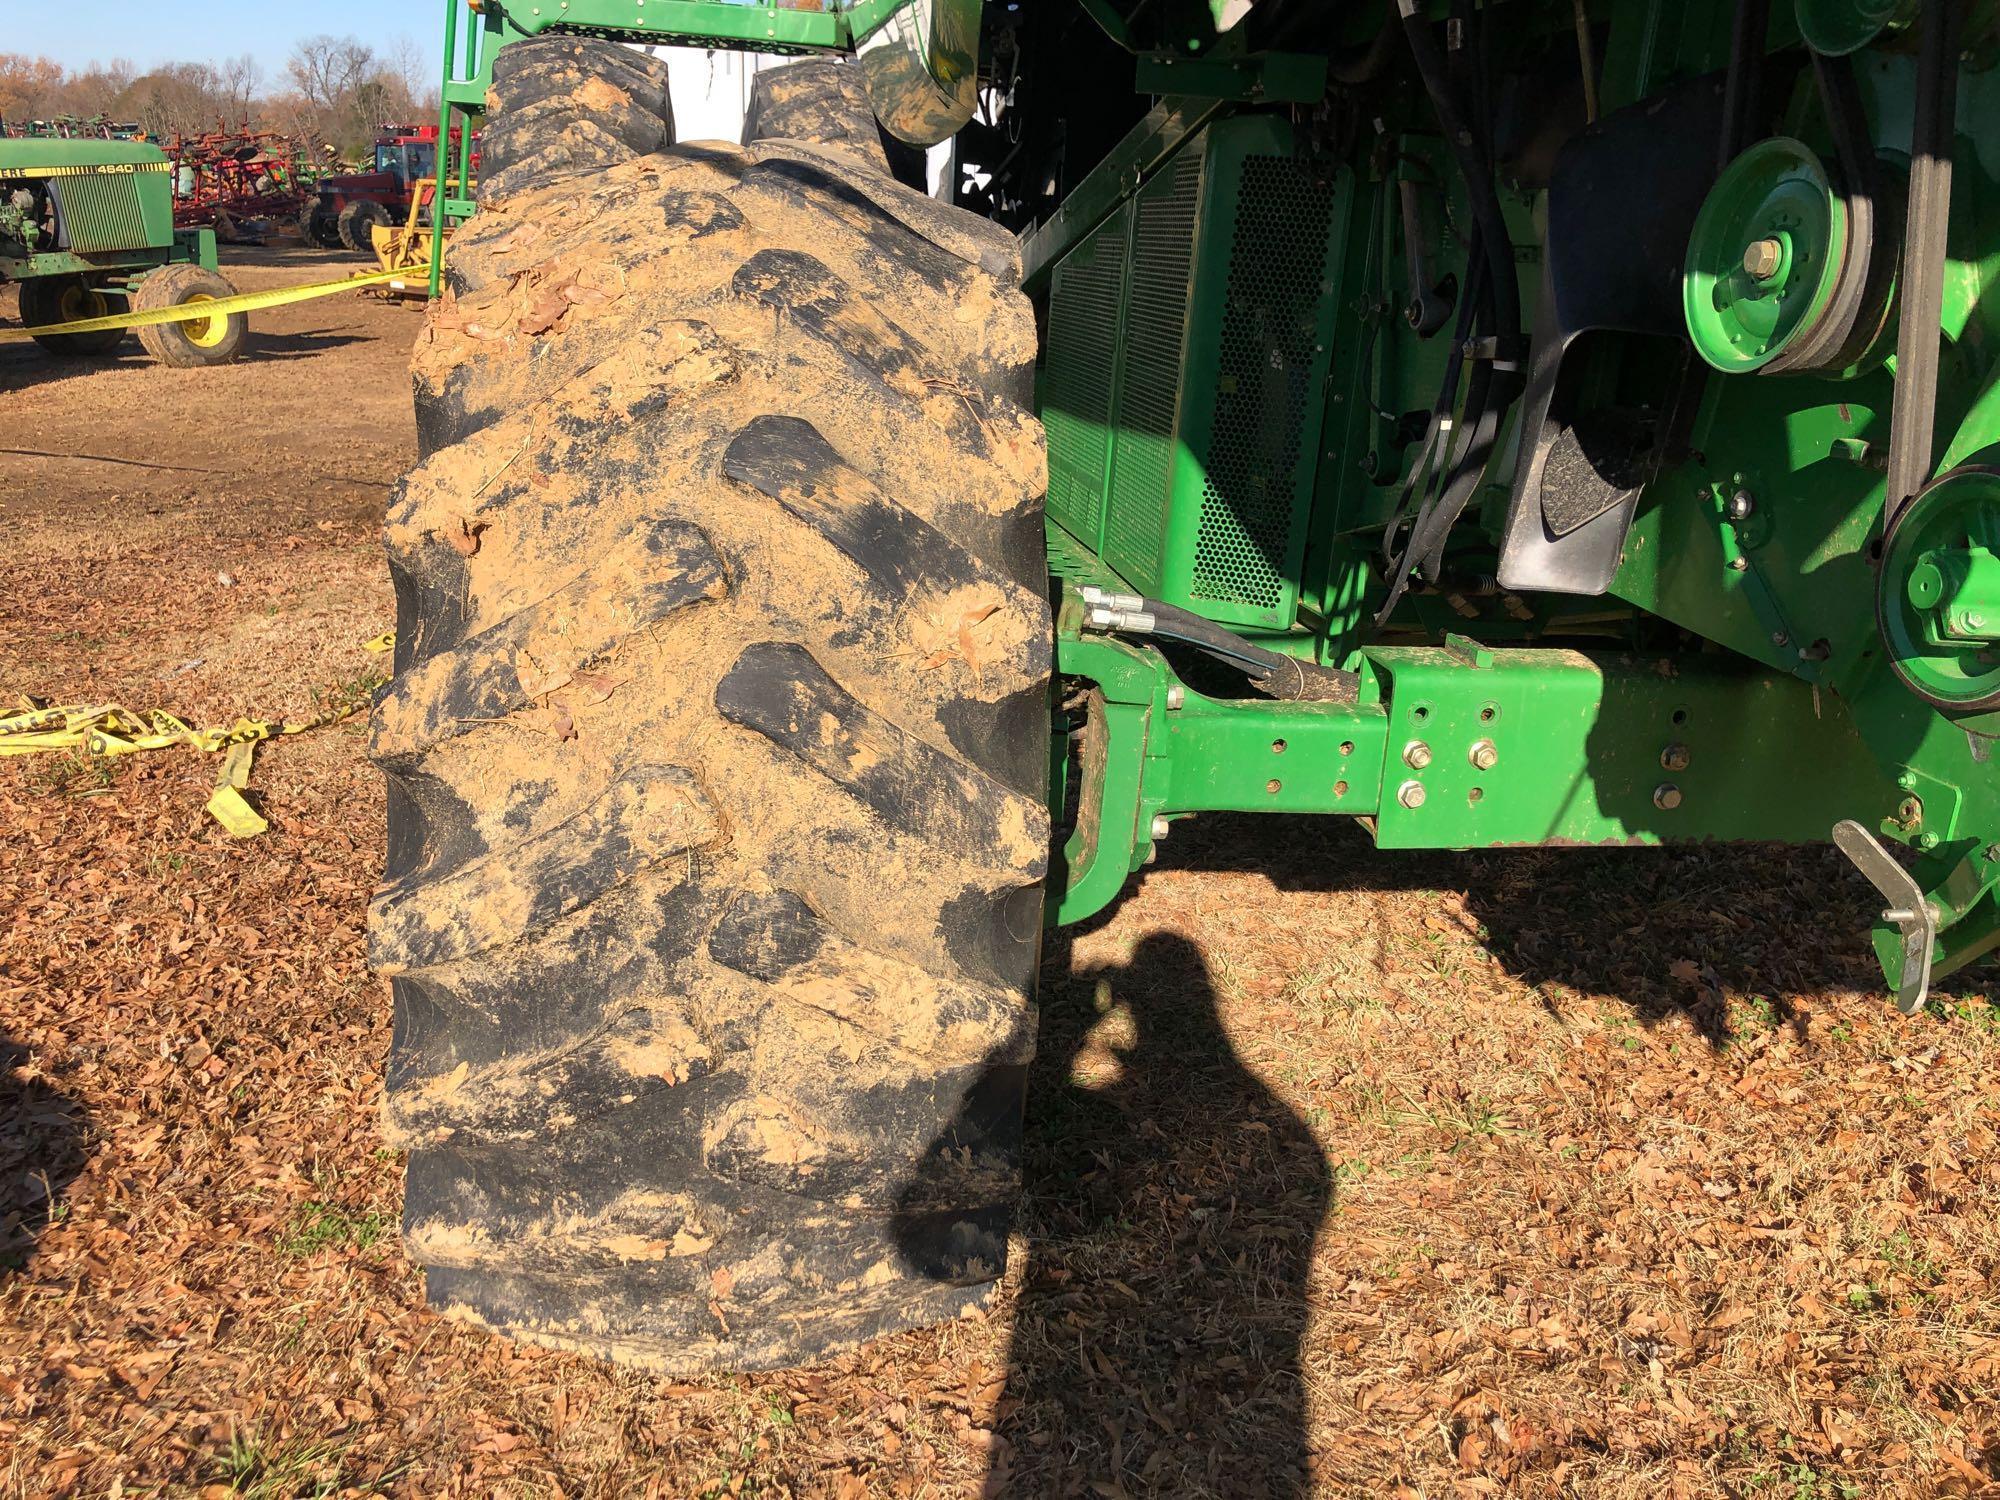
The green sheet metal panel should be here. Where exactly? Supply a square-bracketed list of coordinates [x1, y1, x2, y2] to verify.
[1042, 201, 1130, 555]
[53, 171, 159, 255]
[0, 139, 175, 256]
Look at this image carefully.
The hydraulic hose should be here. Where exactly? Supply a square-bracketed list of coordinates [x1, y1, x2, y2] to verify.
[1331, 14, 1401, 84]
[1393, 0, 1521, 358]
[1375, 0, 1525, 623]
[1376, 234, 1499, 619]
[1078, 591, 1359, 702]
[1380, 225, 1489, 569]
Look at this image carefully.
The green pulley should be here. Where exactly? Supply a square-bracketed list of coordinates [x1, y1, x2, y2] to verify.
[1684, 138, 1849, 374]
[1879, 466, 2000, 715]
[1795, 0, 1917, 56]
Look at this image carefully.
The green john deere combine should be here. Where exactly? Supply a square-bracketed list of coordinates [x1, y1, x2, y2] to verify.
[1, 136, 245, 364]
[370, 0, 1999, 1369]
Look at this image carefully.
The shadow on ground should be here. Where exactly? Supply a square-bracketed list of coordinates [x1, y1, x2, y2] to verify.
[901, 812, 1986, 1496]
[946, 812, 1996, 1494]
[989, 929, 1332, 1497]
[1141, 812, 1993, 1046]
[0, 329, 374, 395]
[0, 1036, 86, 1274]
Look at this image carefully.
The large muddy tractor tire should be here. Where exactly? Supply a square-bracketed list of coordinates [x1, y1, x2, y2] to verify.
[369, 39, 1051, 1372]
[19, 274, 127, 356]
[134, 264, 246, 367]
[476, 37, 675, 202]
[743, 58, 893, 174]
[741, 58, 930, 190]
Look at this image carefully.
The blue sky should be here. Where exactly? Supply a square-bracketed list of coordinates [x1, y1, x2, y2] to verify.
[9, 5, 775, 139]
[11, 0, 441, 82]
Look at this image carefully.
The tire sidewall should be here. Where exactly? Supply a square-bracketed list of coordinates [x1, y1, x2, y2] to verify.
[134, 265, 246, 367]
[339, 200, 388, 253]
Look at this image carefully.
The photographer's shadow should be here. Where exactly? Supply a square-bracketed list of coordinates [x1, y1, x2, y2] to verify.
[990, 930, 1333, 1497]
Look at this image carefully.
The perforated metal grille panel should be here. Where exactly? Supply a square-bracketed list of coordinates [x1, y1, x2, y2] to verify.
[1189, 155, 1336, 609]
[1042, 213, 1126, 549]
[1102, 150, 1201, 590]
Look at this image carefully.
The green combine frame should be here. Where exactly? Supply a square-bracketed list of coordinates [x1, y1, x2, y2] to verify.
[427, 0, 2000, 1004]
[387, 0, 2000, 1370]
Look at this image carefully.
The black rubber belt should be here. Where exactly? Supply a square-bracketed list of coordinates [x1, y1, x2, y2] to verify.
[1884, 0, 1964, 524]
[1718, 0, 1773, 170]
[1766, 50, 1895, 376]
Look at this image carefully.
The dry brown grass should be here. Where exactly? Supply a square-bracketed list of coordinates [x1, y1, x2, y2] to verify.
[4, 256, 2000, 1498]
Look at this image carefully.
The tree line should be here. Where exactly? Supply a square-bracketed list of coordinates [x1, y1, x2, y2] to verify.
[0, 37, 437, 161]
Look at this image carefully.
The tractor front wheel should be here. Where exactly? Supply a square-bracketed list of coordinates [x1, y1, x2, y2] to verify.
[338, 200, 391, 253]
[134, 264, 246, 367]
[300, 202, 336, 247]
[19, 274, 127, 357]
[371, 36, 1052, 1372]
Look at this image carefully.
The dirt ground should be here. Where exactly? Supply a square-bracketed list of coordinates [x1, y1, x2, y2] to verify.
[4, 246, 2000, 1498]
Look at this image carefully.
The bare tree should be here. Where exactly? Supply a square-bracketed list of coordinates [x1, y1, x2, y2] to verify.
[383, 34, 437, 109]
[1, 40, 420, 160]
[117, 62, 237, 142]
[218, 54, 263, 123]
[287, 35, 375, 113]
[61, 58, 138, 116]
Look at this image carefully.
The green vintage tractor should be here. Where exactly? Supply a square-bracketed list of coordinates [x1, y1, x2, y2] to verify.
[371, 0, 2000, 1369]
[1, 136, 246, 364]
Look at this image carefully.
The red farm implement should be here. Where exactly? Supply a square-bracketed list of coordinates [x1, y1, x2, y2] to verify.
[167, 125, 314, 241]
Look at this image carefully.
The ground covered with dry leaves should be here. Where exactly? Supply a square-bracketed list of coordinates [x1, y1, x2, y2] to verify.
[4, 251, 2000, 1498]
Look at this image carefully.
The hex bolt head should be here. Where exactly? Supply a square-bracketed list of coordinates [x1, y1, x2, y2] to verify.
[1150, 814, 1171, 840]
[1726, 489, 1757, 521]
[1660, 742, 1691, 772]
[1728, 556, 1750, 572]
[1742, 238, 1783, 280]
[1468, 739, 1498, 771]
[1917, 831, 1940, 851]
[1397, 780, 1428, 810]
[1164, 685, 1186, 710]
[1403, 740, 1433, 769]
[1653, 783, 1683, 810]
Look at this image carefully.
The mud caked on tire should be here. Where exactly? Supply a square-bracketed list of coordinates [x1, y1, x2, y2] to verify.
[743, 57, 930, 189]
[477, 36, 676, 201]
[369, 38, 1052, 1371]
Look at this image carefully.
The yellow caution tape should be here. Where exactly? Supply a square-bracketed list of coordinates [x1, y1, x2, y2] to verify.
[206, 740, 268, 839]
[2, 630, 394, 836]
[0, 267, 406, 341]
[0, 700, 359, 758]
